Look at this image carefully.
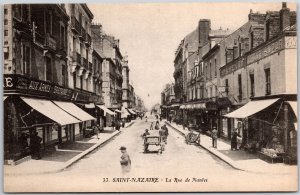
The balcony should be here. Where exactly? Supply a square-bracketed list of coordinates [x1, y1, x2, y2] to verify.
[13, 19, 31, 36]
[85, 33, 92, 46]
[71, 16, 81, 34]
[44, 33, 57, 51]
[79, 27, 86, 41]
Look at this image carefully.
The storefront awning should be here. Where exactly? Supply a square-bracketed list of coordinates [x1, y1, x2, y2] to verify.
[21, 97, 81, 126]
[224, 98, 280, 118]
[127, 108, 136, 115]
[3, 96, 8, 101]
[287, 101, 297, 118]
[53, 101, 95, 121]
[179, 105, 186, 109]
[121, 109, 131, 118]
[85, 103, 95, 109]
[114, 109, 122, 113]
[97, 105, 115, 116]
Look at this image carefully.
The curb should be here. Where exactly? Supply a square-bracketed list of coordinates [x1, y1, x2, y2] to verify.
[165, 121, 245, 172]
[5, 131, 122, 176]
[125, 121, 135, 128]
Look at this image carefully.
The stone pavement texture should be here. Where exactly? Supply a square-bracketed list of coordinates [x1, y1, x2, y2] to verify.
[4, 121, 134, 176]
[165, 121, 297, 175]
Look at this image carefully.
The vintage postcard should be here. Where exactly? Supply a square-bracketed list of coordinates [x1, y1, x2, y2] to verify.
[3, 2, 298, 192]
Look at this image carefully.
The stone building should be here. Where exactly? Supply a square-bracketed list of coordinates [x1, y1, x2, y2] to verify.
[221, 3, 297, 162]
[3, 4, 97, 163]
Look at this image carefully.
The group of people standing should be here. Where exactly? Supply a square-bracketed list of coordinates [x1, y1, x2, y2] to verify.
[19, 130, 42, 160]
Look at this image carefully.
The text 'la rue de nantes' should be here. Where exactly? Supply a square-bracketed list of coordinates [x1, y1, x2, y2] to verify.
[103, 177, 208, 183]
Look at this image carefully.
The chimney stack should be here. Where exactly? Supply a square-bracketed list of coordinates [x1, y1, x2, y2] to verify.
[280, 2, 290, 31]
[198, 19, 211, 48]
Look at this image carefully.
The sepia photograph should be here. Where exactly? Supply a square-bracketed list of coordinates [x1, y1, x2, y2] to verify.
[2, 1, 298, 192]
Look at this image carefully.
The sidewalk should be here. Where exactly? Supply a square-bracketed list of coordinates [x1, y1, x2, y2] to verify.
[165, 121, 297, 175]
[4, 123, 132, 176]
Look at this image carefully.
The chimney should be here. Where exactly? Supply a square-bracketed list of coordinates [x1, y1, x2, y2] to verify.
[199, 19, 211, 48]
[280, 2, 290, 31]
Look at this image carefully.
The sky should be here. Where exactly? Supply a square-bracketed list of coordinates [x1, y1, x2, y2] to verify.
[88, 2, 296, 110]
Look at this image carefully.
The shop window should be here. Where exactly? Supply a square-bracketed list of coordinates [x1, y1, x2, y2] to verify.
[238, 74, 242, 101]
[250, 74, 255, 97]
[265, 68, 271, 95]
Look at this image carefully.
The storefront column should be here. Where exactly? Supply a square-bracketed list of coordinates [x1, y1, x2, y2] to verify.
[283, 103, 289, 155]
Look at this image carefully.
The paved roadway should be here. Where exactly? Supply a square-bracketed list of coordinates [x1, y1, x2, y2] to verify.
[4, 113, 297, 192]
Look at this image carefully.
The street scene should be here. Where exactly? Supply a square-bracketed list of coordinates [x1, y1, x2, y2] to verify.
[3, 2, 298, 192]
[4, 114, 298, 192]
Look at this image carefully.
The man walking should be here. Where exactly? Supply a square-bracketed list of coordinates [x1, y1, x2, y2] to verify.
[211, 127, 218, 148]
[149, 122, 154, 130]
[120, 146, 131, 175]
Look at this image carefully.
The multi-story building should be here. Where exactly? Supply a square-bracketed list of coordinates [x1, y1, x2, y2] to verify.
[3, 4, 97, 163]
[66, 4, 94, 93]
[221, 3, 297, 161]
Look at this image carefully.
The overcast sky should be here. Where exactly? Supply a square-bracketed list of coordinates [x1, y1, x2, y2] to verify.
[88, 2, 296, 109]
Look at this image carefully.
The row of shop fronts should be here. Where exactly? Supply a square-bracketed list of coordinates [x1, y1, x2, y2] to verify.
[162, 94, 297, 163]
[3, 74, 139, 163]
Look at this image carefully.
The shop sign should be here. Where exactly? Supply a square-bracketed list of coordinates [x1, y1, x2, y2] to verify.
[4, 74, 74, 98]
[247, 37, 284, 65]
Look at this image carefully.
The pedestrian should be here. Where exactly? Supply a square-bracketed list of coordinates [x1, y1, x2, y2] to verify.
[211, 127, 218, 148]
[155, 121, 160, 130]
[162, 124, 169, 144]
[142, 129, 150, 152]
[231, 130, 238, 150]
[145, 116, 148, 122]
[19, 132, 29, 157]
[120, 146, 131, 175]
[115, 120, 121, 131]
[122, 118, 125, 128]
[111, 120, 115, 131]
[150, 122, 154, 130]
[93, 125, 100, 139]
[30, 131, 42, 160]
[159, 128, 166, 151]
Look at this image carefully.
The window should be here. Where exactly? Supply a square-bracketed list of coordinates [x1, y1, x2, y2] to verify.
[22, 45, 30, 75]
[265, 68, 271, 95]
[200, 62, 204, 75]
[4, 8, 8, 15]
[13, 5, 21, 20]
[80, 75, 83, 89]
[46, 11, 53, 34]
[200, 86, 204, 99]
[45, 57, 52, 81]
[238, 74, 242, 101]
[225, 79, 229, 96]
[214, 58, 217, 78]
[215, 85, 218, 97]
[60, 25, 66, 48]
[4, 30, 8, 36]
[62, 65, 66, 87]
[250, 74, 255, 97]
[4, 19, 8, 25]
[73, 71, 77, 88]
[209, 62, 212, 79]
